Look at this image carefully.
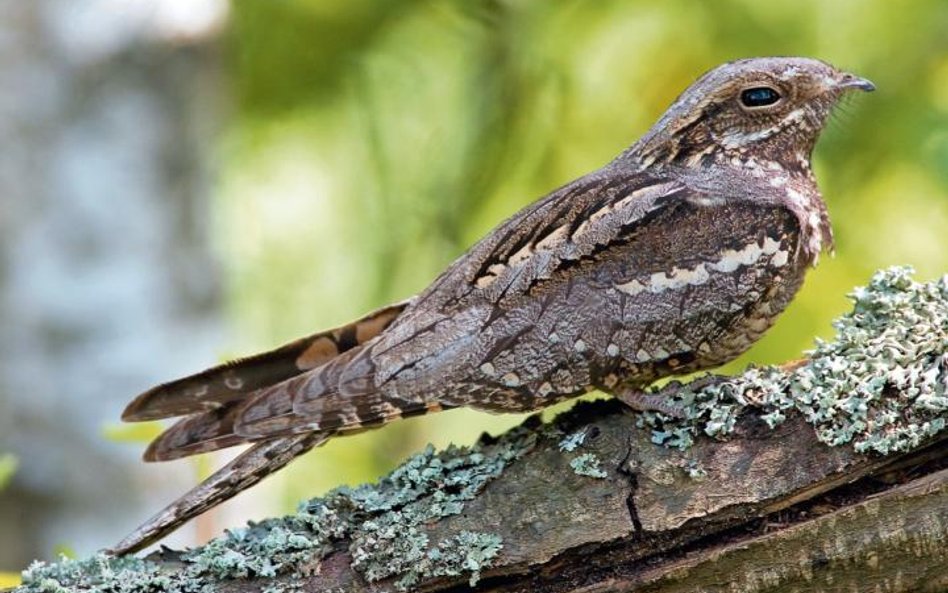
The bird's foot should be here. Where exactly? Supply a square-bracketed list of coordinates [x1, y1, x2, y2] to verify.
[613, 386, 687, 419]
[612, 374, 726, 419]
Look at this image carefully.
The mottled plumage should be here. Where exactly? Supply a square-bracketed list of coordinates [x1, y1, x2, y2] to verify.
[111, 57, 873, 554]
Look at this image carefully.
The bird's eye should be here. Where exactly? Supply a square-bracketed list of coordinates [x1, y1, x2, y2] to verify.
[740, 87, 781, 108]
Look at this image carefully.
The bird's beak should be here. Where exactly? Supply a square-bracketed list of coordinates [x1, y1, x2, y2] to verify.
[836, 73, 876, 92]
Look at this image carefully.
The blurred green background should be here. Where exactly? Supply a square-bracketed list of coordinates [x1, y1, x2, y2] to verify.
[216, 0, 948, 509]
[2, 0, 947, 571]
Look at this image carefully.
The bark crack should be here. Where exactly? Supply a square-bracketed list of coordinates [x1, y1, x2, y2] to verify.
[618, 436, 644, 535]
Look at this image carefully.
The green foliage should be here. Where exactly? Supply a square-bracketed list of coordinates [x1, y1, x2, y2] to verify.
[100, 423, 163, 445]
[216, 0, 948, 510]
[0, 572, 20, 588]
[0, 455, 19, 585]
[100, 422, 213, 481]
[51, 547, 74, 562]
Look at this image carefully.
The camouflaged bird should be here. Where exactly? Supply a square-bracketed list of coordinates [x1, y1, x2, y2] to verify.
[111, 57, 874, 554]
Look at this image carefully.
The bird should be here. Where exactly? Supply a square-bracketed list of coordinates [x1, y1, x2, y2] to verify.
[110, 57, 874, 555]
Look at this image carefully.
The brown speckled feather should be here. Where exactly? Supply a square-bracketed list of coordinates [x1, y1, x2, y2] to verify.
[135, 301, 408, 460]
[110, 432, 328, 555]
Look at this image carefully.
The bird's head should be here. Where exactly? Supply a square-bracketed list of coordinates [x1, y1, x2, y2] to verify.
[630, 57, 874, 173]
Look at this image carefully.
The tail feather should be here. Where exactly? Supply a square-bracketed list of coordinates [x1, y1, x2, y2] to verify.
[122, 300, 408, 422]
[112, 399, 452, 554]
[127, 300, 408, 464]
[109, 432, 329, 555]
[144, 405, 248, 462]
[233, 346, 362, 437]
[236, 395, 453, 441]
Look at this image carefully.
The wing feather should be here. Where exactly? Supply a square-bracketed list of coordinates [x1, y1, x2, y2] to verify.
[123, 300, 407, 422]
[349, 174, 690, 404]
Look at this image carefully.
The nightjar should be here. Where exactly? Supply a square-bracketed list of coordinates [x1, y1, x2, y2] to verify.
[111, 56, 873, 554]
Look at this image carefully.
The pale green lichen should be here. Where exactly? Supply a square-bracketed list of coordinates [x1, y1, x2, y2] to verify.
[558, 430, 588, 452]
[261, 582, 304, 593]
[18, 426, 537, 593]
[384, 531, 503, 590]
[184, 524, 317, 580]
[19, 554, 188, 593]
[309, 430, 533, 589]
[569, 453, 608, 478]
[560, 427, 608, 478]
[642, 267, 948, 455]
[681, 458, 708, 480]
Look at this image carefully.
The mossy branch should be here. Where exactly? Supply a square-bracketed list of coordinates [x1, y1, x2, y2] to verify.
[14, 267, 948, 593]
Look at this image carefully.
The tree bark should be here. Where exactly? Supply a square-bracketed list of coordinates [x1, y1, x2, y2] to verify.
[30, 399, 938, 593]
[205, 405, 944, 593]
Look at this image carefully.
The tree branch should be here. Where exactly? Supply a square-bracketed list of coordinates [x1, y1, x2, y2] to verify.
[13, 267, 948, 593]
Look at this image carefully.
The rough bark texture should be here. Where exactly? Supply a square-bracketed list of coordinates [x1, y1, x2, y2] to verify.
[212, 405, 946, 593]
[69, 400, 941, 593]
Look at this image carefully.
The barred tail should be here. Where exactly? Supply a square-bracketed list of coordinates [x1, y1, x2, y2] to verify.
[108, 432, 328, 555]
[123, 300, 409, 462]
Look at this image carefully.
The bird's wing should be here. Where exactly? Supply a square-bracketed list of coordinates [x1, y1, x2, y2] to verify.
[331, 171, 694, 396]
[233, 170, 699, 436]
[414, 170, 689, 314]
[127, 300, 409, 461]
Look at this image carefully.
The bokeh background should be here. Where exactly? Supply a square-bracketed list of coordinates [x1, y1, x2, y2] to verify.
[2, 0, 947, 576]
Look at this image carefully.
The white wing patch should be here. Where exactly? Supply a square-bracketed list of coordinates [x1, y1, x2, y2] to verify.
[615, 236, 786, 296]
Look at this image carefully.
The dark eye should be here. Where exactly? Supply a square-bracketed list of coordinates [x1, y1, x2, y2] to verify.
[740, 87, 781, 108]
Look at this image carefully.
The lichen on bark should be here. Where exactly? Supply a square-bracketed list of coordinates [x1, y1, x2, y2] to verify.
[18, 426, 539, 593]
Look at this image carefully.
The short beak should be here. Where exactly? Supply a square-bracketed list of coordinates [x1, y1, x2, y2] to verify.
[836, 73, 876, 92]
